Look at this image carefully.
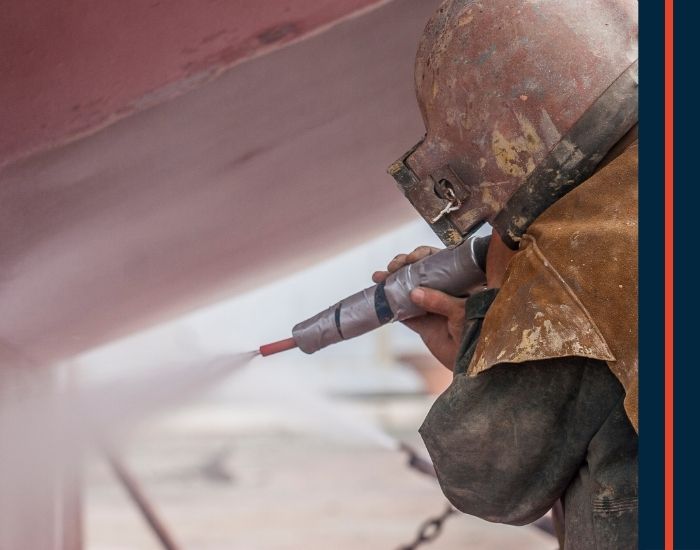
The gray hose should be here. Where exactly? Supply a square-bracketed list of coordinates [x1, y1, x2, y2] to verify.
[292, 232, 490, 354]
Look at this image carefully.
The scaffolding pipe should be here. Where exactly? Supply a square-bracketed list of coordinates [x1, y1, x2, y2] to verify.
[104, 450, 181, 550]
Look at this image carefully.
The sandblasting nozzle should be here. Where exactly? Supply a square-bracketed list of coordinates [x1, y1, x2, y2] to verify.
[291, 230, 490, 354]
[259, 338, 298, 357]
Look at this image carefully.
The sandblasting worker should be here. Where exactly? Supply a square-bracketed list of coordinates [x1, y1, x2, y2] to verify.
[375, 1, 639, 547]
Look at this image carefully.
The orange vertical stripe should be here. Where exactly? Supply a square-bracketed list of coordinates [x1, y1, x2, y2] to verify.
[664, 0, 674, 549]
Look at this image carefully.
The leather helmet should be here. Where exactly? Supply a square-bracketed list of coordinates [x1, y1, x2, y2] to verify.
[388, 0, 638, 247]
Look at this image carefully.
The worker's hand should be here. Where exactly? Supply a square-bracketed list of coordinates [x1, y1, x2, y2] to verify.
[372, 246, 465, 370]
[371, 246, 439, 283]
[403, 288, 466, 370]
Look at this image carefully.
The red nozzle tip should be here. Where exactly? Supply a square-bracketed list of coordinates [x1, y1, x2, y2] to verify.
[259, 337, 298, 357]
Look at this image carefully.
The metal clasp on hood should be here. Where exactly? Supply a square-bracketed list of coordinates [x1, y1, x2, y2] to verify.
[387, 141, 472, 246]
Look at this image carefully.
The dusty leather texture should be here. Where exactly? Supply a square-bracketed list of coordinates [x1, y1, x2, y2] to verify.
[468, 143, 638, 431]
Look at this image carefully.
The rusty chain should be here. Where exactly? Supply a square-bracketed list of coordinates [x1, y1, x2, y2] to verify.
[396, 503, 456, 550]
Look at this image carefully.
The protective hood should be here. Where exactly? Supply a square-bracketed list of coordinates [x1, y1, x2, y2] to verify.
[468, 143, 639, 431]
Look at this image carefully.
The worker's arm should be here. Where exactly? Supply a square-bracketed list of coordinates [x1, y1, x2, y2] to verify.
[419, 356, 626, 525]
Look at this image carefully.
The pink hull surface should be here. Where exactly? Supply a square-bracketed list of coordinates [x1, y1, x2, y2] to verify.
[0, 0, 442, 366]
[1, 0, 385, 167]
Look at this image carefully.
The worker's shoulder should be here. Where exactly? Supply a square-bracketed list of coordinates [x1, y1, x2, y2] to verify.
[467, 142, 639, 430]
[519, 140, 638, 318]
[528, 141, 637, 248]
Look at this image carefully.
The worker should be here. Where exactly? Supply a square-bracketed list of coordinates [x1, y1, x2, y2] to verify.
[375, 0, 638, 547]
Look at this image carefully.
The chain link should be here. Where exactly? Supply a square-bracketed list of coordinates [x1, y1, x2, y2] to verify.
[396, 504, 456, 550]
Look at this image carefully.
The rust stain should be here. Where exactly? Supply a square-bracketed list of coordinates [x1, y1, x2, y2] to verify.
[257, 22, 300, 45]
[201, 29, 228, 45]
[458, 13, 474, 26]
[479, 187, 501, 212]
[442, 228, 463, 245]
[491, 130, 533, 177]
[491, 113, 544, 177]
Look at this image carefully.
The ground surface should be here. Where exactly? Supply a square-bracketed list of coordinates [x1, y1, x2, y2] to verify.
[84, 395, 555, 550]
